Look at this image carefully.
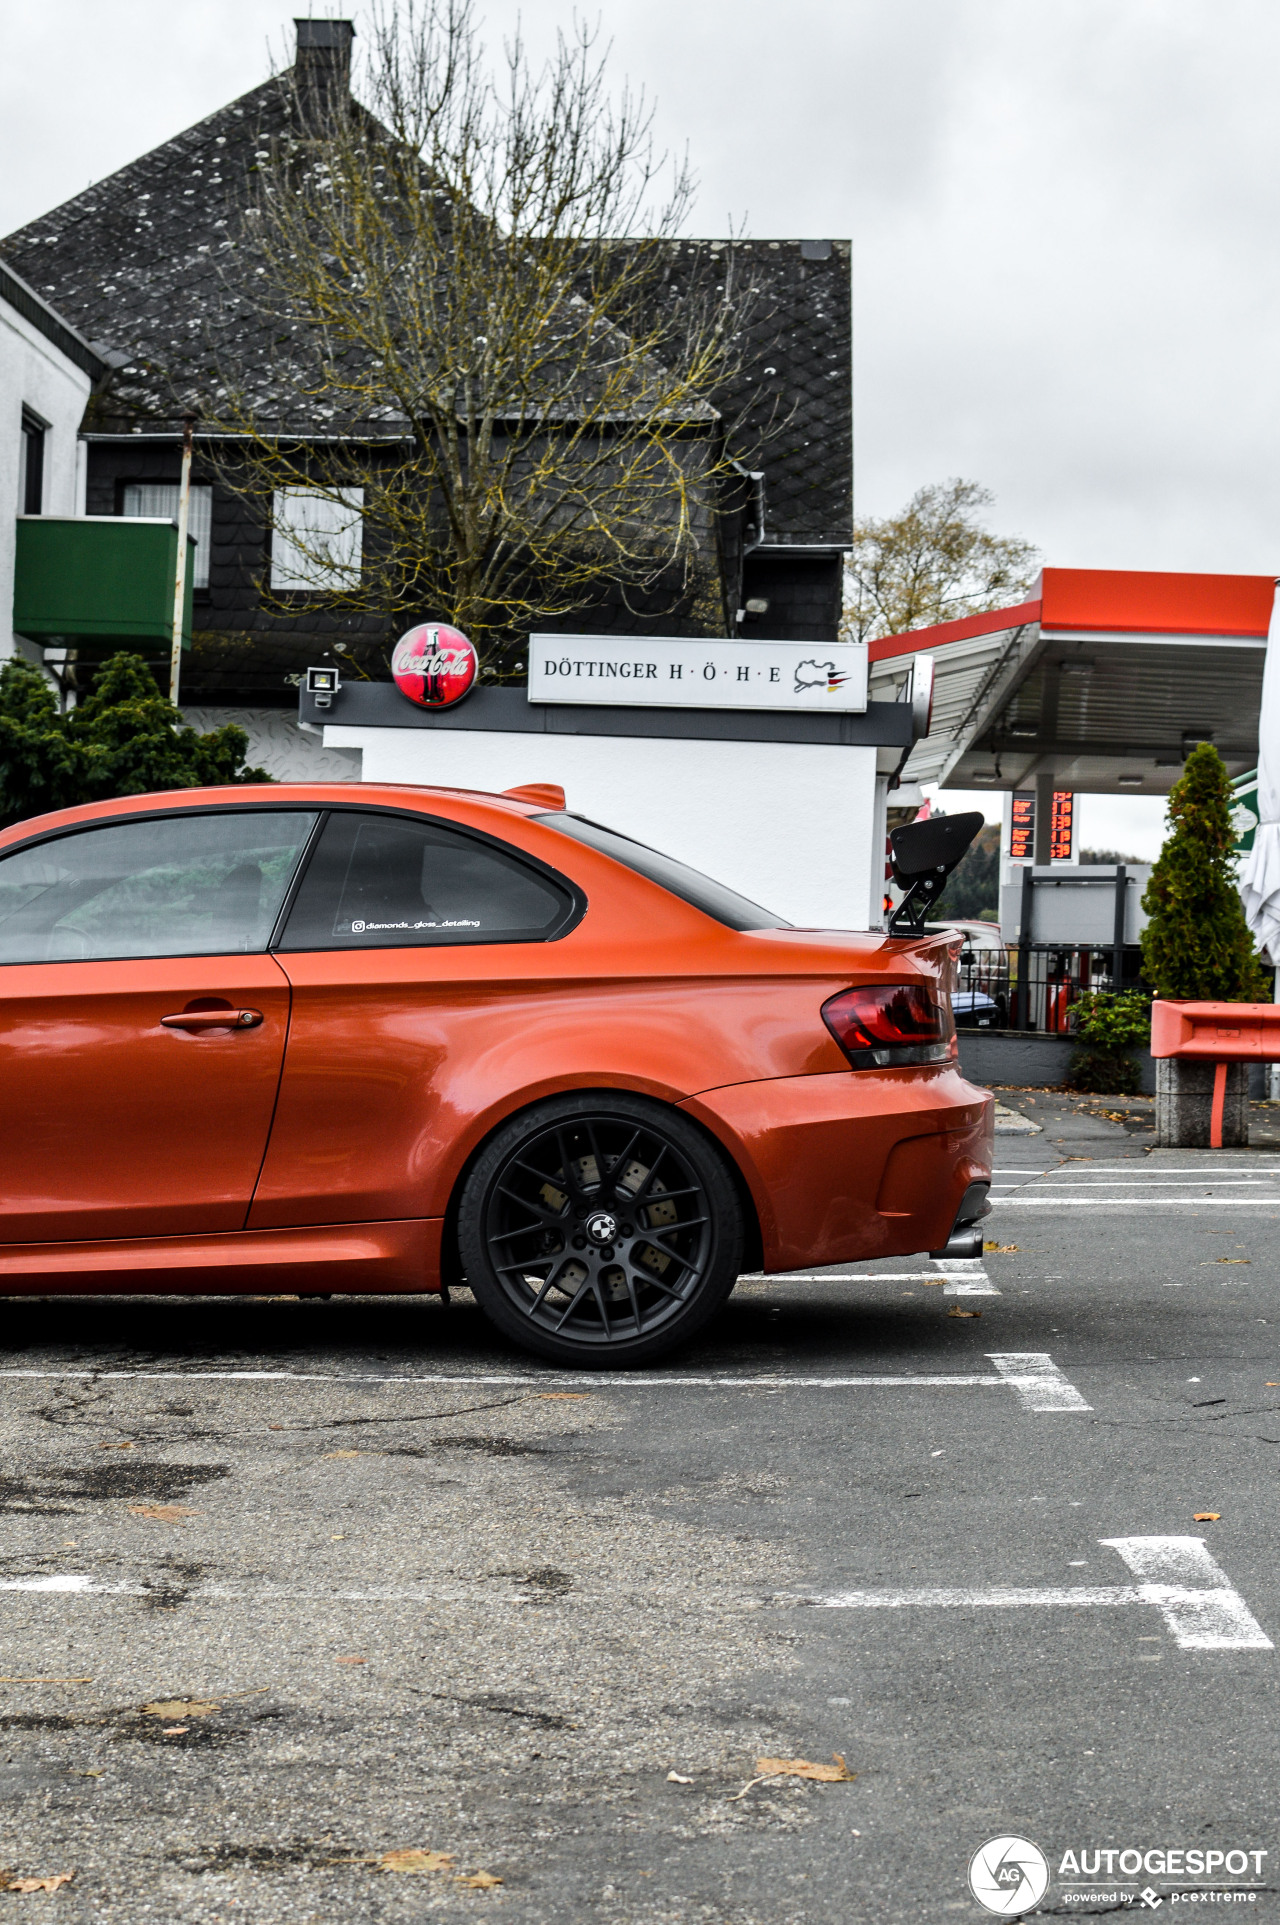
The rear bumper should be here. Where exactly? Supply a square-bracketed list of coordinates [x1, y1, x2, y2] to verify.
[680, 1065, 993, 1271]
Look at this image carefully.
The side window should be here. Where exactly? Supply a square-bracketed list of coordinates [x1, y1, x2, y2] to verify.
[0, 812, 318, 964]
[279, 811, 576, 950]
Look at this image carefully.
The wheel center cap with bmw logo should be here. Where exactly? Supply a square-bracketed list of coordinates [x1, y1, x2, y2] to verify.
[585, 1212, 618, 1245]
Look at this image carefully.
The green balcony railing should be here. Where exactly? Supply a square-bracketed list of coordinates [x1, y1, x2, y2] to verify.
[12, 515, 194, 653]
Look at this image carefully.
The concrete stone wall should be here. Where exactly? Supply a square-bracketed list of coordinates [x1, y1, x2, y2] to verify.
[955, 1028, 1267, 1099]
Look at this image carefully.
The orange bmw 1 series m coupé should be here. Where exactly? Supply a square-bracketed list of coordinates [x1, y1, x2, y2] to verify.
[0, 783, 992, 1365]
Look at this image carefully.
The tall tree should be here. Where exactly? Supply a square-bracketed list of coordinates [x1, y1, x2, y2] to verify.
[210, 0, 757, 667]
[842, 479, 1039, 642]
[1140, 743, 1269, 1001]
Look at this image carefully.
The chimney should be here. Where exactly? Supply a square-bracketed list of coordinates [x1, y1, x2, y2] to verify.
[294, 18, 355, 105]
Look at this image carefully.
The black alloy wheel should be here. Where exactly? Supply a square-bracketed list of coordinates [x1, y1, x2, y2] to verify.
[458, 1093, 745, 1367]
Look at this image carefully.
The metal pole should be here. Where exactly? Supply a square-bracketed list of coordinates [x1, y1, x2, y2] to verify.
[1112, 863, 1127, 992]
[168, 413, 196, 707]
[1017, 865, 1034, 1030]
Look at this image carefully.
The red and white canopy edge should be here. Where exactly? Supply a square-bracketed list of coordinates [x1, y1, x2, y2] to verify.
[1239, 579, 1280, 965]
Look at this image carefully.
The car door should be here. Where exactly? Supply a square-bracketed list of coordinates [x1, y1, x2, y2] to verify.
[0, 805, 319, 1242]
[250, 807, 580, 1228]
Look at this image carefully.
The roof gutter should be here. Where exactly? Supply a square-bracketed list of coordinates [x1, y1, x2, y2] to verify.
[0, 258, 105, 382]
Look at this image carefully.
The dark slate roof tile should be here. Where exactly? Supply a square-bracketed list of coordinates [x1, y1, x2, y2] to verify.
[2, 78, 850, 545]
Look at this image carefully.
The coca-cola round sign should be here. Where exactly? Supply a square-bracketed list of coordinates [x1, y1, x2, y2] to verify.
[391, 623, 479, 709]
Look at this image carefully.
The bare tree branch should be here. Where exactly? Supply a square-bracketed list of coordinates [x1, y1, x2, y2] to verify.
[205, 0, 760, 667]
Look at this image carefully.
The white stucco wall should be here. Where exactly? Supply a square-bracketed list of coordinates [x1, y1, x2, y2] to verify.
[1, 290, 93, 662]
[324, 722, 882, 930]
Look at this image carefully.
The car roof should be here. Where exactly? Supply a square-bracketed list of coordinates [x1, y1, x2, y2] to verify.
[0, 781, 545, 853]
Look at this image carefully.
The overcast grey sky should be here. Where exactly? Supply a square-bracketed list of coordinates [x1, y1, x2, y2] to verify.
[4, 0, 1274, 856]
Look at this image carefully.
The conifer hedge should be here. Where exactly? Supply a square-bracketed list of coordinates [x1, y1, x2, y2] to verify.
[1140, 742, 1269, 1002]
[0, 653, 268, 828]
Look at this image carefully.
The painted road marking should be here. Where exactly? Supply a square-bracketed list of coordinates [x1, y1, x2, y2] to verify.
[992, 1197, 1280, 1207]
[740, 1272, 964, 1282]
[0, 1353, 1087, 1406]
[932, 1258, 1000, 1298]
[987, 1352, 1091, 1411]
[801, 1537, 1271, 1651]
[742, 1261, 1001, 1296]
[4, 1541, 1264, 1646]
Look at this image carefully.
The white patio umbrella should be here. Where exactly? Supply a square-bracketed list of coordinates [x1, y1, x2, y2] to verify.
[1240, 577, 1280, 964]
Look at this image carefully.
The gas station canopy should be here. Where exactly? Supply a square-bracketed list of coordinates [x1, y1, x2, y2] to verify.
[867, 567, 1272, 794]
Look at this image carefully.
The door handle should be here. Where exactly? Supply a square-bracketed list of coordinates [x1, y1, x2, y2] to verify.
[161, 1009, 263, 1031]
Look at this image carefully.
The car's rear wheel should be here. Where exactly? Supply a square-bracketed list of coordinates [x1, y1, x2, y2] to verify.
[458, 1093, 744, 1367]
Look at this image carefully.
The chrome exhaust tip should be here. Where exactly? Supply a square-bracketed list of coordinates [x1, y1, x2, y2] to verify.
[929, 1224, 985, 1260]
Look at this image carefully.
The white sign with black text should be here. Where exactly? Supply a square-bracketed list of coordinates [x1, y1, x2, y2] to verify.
[527, 634, 868, 714]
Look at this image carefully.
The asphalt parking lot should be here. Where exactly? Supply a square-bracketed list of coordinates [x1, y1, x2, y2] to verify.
[0, 1091, 1278, 1921]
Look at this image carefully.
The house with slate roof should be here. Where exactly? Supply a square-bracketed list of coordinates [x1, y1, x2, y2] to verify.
[1, 20, 851, 760]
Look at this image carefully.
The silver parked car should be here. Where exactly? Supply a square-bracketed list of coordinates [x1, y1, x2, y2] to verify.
[925, 920, 1009, 1028]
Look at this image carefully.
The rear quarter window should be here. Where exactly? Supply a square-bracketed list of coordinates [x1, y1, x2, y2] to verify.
[534, 813, 787, 932]
[279, 810, 579, 950]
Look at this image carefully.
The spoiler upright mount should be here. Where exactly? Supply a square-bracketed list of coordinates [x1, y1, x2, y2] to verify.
[886, 812, 985, 935]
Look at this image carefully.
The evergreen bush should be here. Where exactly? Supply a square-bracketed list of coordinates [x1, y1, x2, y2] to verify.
[0, 654, 269, 829]
[1140, 743, 1269, 1002]
[1066, 989, 1151, 1094]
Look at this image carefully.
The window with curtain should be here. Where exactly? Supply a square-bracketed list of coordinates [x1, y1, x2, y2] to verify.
[270, 487, 364, 591]
[122, 483, 213, 589]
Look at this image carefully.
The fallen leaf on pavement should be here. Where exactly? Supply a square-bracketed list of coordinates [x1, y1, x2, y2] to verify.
[4, 1873, 74, 1893]
[666, 1771, 693, 1783]
[730, 1754, 855, 1799]
[379, 1849, 455, 1874]
[1214, 1258, 1250, 1264]
[756, 1754, 855, 1783]
[128, 1505, 199, 1522]
[324, 1450, 362, 1459]
[142, 1699, 219, 1718]
[335, 1656, 366, 1666]
[984, 1242, 1019, 1254]
[1193, 1513, 1221, 1522]
[457, 1870, 503, 1889]
[98, 1441, 135, 1450]
[947, 1308, 982, 1318]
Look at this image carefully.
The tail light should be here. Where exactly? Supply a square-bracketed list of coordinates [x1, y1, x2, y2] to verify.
[822, 982, 955, 1069]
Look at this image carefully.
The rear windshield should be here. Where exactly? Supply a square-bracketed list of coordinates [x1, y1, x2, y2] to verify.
[534, 813, 788, 932]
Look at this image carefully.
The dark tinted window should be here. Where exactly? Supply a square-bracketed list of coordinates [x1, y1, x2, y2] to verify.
[0, 811, 318, 964]
[534, 813, 787, 932]
[280, 811, 577, 950]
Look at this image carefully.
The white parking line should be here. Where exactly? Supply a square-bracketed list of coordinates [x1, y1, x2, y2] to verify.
[742, 1261, 1001, 1297]
[992, 1197, 1280, 1207]
[801, 1537, 1271, 1651]
[740, 1272, 956, 1282]
[987, 1352, 1091, 1411]
[932, 1258, 1001, 1298]
[0, 1353, 1087, 1406]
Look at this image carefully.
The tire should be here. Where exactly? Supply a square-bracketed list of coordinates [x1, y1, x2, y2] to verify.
[458, 1092, 745, 1368]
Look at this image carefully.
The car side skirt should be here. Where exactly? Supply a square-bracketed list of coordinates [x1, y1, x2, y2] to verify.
[0, 1219, 442, 1296]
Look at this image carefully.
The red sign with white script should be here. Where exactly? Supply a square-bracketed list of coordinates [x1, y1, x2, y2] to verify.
[391, 624, 479, 708]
